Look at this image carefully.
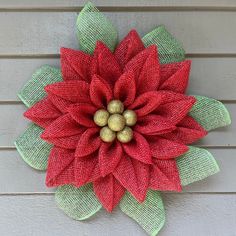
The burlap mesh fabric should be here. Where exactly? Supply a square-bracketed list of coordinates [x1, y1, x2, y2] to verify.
[142, 25, 185, 64]
[177, 146, 219, 186]
[76, 2, 118, 54]
[15, 123, 52, 170]
[190, 95, 231, 131]
[120, 191, 165, 236]
[18, 65, 62, 107]
[55, 184, 102, 220]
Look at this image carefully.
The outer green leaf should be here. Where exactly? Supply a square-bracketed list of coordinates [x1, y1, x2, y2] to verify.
[55, 184, 102, 220]
[190, 95, 231, 131]
[119, 191, 165, 236]
[76, 2, 118, 54]
[15, 123, 52, 170]
[18, 65, 62, 107]
[177, 146, 219, 186]
[142, 25, 185, 64]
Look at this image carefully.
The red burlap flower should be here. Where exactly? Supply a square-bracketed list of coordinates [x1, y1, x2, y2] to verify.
[24, 30, 207, 211]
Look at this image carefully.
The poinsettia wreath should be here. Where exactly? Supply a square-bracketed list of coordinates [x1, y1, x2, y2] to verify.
[15, 2, 231, 236]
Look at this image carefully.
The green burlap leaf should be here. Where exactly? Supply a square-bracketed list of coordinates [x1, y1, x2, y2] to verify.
[18, 65, 62, 108]
[119, 191, 165, 236]
[190, 95, 231, 131]
[76, 2, 118, 54]
[15, 123, 52, 170]
[55, 184, 102, 220]
[177, 146, 219, 186]
[142, 25, 185, 64]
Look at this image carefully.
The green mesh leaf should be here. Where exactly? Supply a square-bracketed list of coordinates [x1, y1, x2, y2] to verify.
[76, 2, 118, 54]
[142, 25, 185, 64]
[119, 191, 165, 236]
[55, 184, 102, 220]
[177, 146, 219, 186]
[18, 65, 62, 107]
[15, 123, 52, 170]
[189, 95, 231, 131]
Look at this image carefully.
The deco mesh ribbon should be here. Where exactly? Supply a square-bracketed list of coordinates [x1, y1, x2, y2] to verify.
[15, 2, 231, 235]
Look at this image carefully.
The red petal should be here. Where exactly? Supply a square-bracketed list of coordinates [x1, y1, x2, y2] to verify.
[122, 132, 152, 164]
[94, 174, 125, 212]
[68, 103, 97, 127]
[150, 159, 182, 191]
[24, 97, 62, 128]
[128, 91, 162, 117]
[99, 141, 122, 177]
[135, 115, 176, 135]
[114, 71, 136, 107]
[45, 80, 90, 103]
[47, 134, 82, 150]
[74, 152, 101, 187]
[90, 74, 113, 108]
[91, 42, 122, 86]
[154, 91, 196, 124]
[147, 136, 189, 159]
[61, 47, 92, 82]
[159, 60, 191, 93]
[46, 147, 75, 187]
[125, 45, 160, 95]
[114, 155, 149, 202]
[41, 113, 84, 139]
[75, 128, 101, 157]
[47, 92, 72, 114]
[161, 115, 207, 144]
[115, 30, 145, 69]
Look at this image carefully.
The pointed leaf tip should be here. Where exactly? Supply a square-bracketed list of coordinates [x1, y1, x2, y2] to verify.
[189, 95, 231, 131]
[142, 25, 185, 64]
[76, 2, 118, 54]
[55, 184, 102, 220]
[120, 191, 165, 236]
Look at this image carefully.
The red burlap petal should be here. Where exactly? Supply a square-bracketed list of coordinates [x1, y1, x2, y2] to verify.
[129, 91, 162, 117]
[114, 71, 136, 107]
[68, 103, 97, 127]
[46, 147, 75, 187]
[122, 132, 152, 164]
[147, 136, 189, 159]
[161, 115, 207, 144]
[74, 152, 101, 187]
[75, 128, 101, 157]
[45, 80, 90, 103]
[47, 134, 82, 150]
[94, 174, 125, 212]
[91, 42, 122, 86]
[60, 47, 92, 82]
[150, 159, 182, 192]
[124, 45, 160, 95]
[41, 113, 84, 139]
[47, 92, 72, 114]
[114, 154, 149, 202]
[90, 74, 113, 108]
[99, 141, 123, 177]
[159, 60, 191, 93]
[135, 115, 176, 135]
[114, 30, 145, 70]
[154, 91, 196, 124]
[24, 97, 62, 128]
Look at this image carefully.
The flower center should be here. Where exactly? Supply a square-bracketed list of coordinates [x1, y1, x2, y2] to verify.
[93, 100, 137, 143]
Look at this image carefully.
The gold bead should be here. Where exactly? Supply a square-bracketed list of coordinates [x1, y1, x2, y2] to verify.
[108, 114, 126, 131]
[100, 126, 116, 143]
[123, 110, 137, 126]
[93, 109, 110, 127]
[117, 126, 133, 143]
[107, 100, 124, 114]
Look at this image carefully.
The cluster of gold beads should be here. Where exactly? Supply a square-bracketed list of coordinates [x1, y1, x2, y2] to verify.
[93, 100, 137, 143]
